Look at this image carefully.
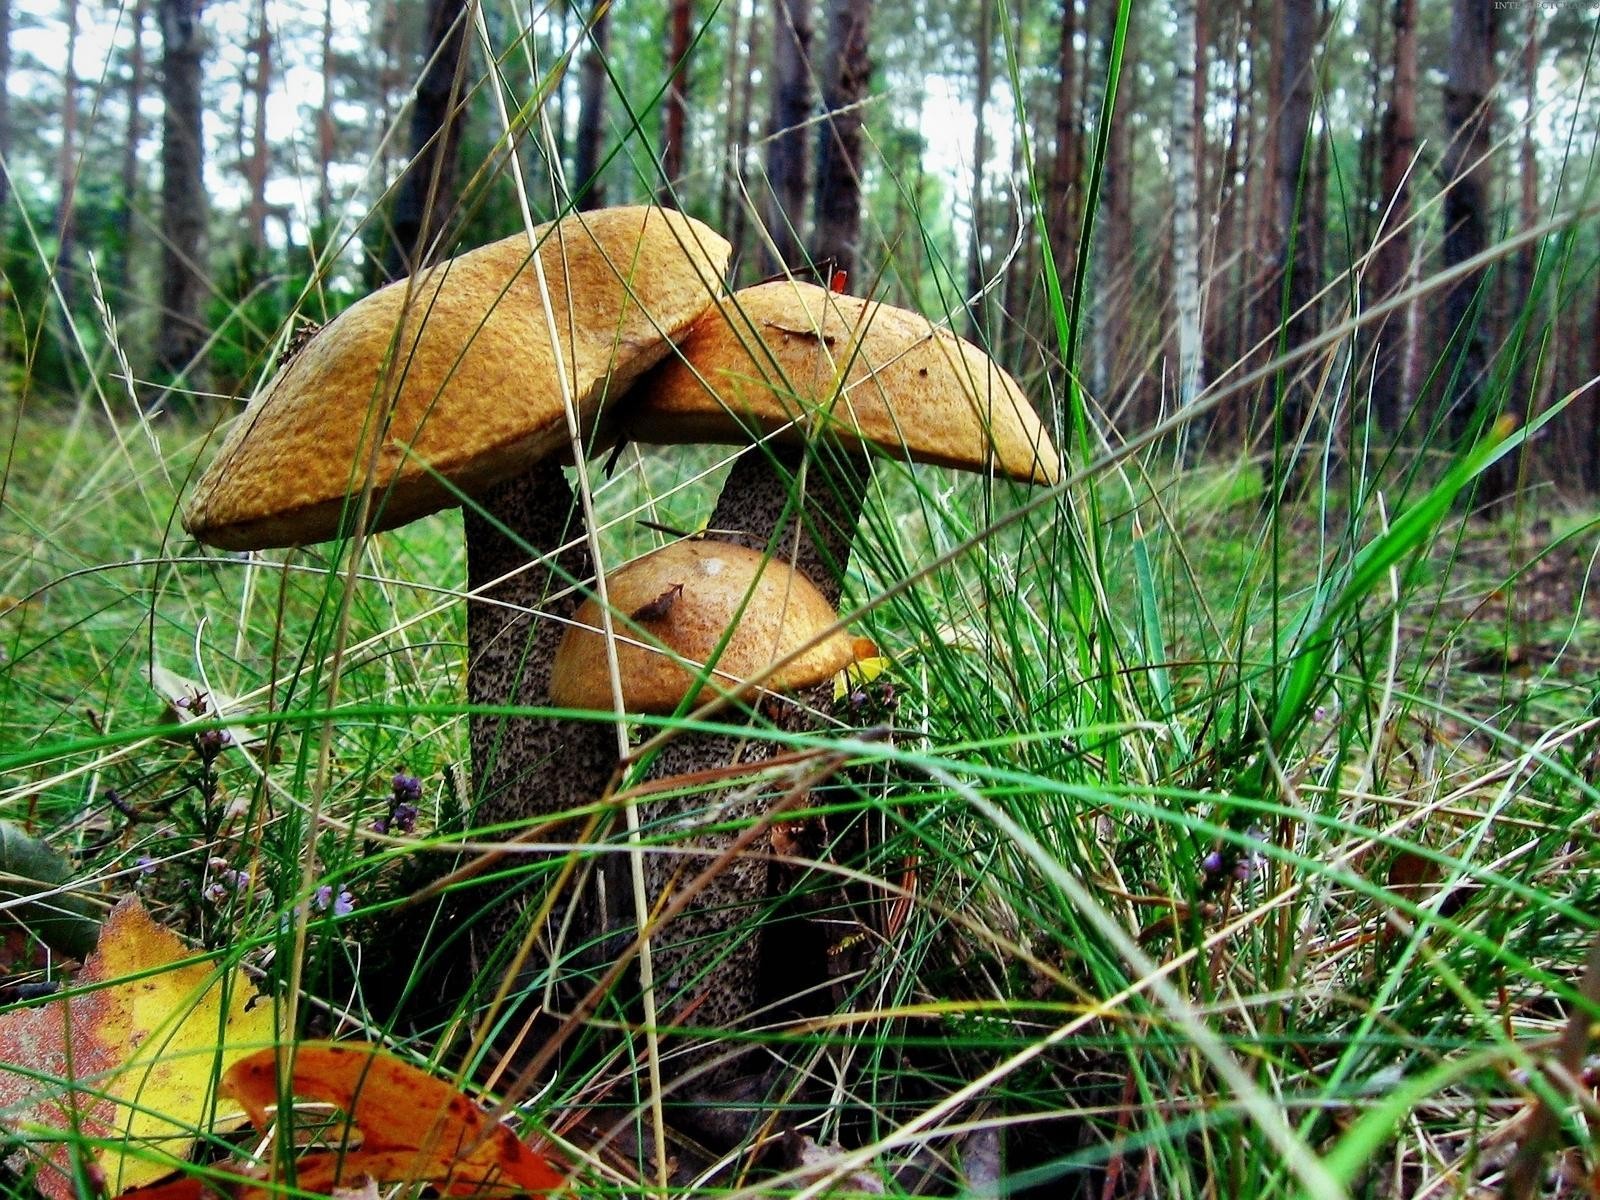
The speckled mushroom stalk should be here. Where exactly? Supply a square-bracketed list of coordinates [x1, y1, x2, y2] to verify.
[180, 206, 731, 986]
[547, 540, 852, 1092]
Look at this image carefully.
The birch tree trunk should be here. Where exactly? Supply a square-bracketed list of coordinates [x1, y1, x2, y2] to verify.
[316, 0, 334, 228]
[1171, 0, 1204, 432]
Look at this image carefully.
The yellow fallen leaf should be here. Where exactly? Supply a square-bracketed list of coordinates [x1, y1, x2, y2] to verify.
[0, 896, 277, 1198]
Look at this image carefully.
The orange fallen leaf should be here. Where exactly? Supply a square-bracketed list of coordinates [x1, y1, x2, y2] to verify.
[0, 897, 275, 1198]
[221, 1043, 566, 1197]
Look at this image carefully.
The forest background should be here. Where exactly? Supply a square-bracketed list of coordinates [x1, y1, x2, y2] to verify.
[4, 0, 1600, 1196]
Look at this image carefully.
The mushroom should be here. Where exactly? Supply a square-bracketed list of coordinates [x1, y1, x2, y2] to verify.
[613, 279, 1063, 604]
[548, 538, 852, 1050]
[182, 206, 731, 957]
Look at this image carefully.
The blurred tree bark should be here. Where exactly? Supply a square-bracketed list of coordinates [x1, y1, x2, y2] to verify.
[727, 0, 762, 272]
[0, 0, 10, 212]
[1370, 0, 1416, 432]
[966, 0, 993, 333]
[1261, 0, 1319, 473]
[1439, 0, 1497, 441]
[1171, 0, 1203, 428]
[573, 1, 611, 208]
[244, 0, 272, 256]
[1045, 0, 1079, 320]
[56, 0, 79, 310]
[316, 0, 334, 228]
[764, 0, 813, 271]
[387, 0, 469, 278]
[659, 0, 691, 203]
[1094, 1, 1133, 407]
[812, 0, 872, 279]
[156, 0, 208, 378]
[118, 0, 147, 289]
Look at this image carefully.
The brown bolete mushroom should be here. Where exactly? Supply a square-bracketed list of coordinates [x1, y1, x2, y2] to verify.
[548, 538, 852, 1046]
[614, 279, 1062, 604]
[182, 206, 731, 962]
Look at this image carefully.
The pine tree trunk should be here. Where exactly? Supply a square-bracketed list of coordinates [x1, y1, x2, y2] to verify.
[118, 0, 147, 288]
[659, 0, 692, 202]
[56, 0, 80, 310]
[388, 0, 470, 278]
[1094, 1, 1133, 407]
[763, 0, 813, 272]
[244, 0, 272, 257]
[1045, 0, 1079, 319]
[156, 0, 208, 378]
[811, 0, 872, 279]
[1265, 0, 1318, 463]
[573, 2, 611, 208]
[1440, 0, 1498, 439]
[1370, 0, 1416, 432]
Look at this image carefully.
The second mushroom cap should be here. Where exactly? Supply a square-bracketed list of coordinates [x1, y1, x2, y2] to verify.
[549, 540, 853, 714]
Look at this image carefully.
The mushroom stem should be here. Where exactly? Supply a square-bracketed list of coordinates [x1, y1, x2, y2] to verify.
[462, 459, 621, 978]
[706, 442, 871, 608]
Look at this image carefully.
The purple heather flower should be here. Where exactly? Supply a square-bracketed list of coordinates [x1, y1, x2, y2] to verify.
[313, 885, 355, 917]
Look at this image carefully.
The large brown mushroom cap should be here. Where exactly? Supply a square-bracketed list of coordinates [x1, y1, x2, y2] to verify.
[616, 280, 1061, 485]
[183, 207, 731, 550]
[549, 540, 853, 714]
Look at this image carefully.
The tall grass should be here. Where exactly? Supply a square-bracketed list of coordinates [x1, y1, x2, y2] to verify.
[4, 2, 1600, 1197]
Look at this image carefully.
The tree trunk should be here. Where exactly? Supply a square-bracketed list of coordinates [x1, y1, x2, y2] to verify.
[316, 0, 334, 228]
[1440, 0, 1498, 439]
[715, 0, 744, 236]
[156, 0, 208, 378]
[387, 0, 470, 278]
[764, 0, 813, 273]
[1171, 0, 1203, 424]
[118, 0, 147, 289]
[811, 0, 872, 280]
[1094, 1, 1133, 407]
[727, 0, 763, 271]
[1264, 0, 1318, 462]
[56, 0, 80, 310]
[0, 0, 11, 213]
[244, 0, 272, 257]
[659, 0, 692, 203]
[1515, 4, 1541, 450]
[1370, 0, 1416, 432]
[966, 0, 994, 332]
[1045, 0, 1079, 319]
[573, 1, 611, 208]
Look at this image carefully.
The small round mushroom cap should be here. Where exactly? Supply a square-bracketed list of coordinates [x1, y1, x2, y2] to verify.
[183, 206, 731, 550]
[549, 540, 853, 714]
[615, 280, 1061, 485]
